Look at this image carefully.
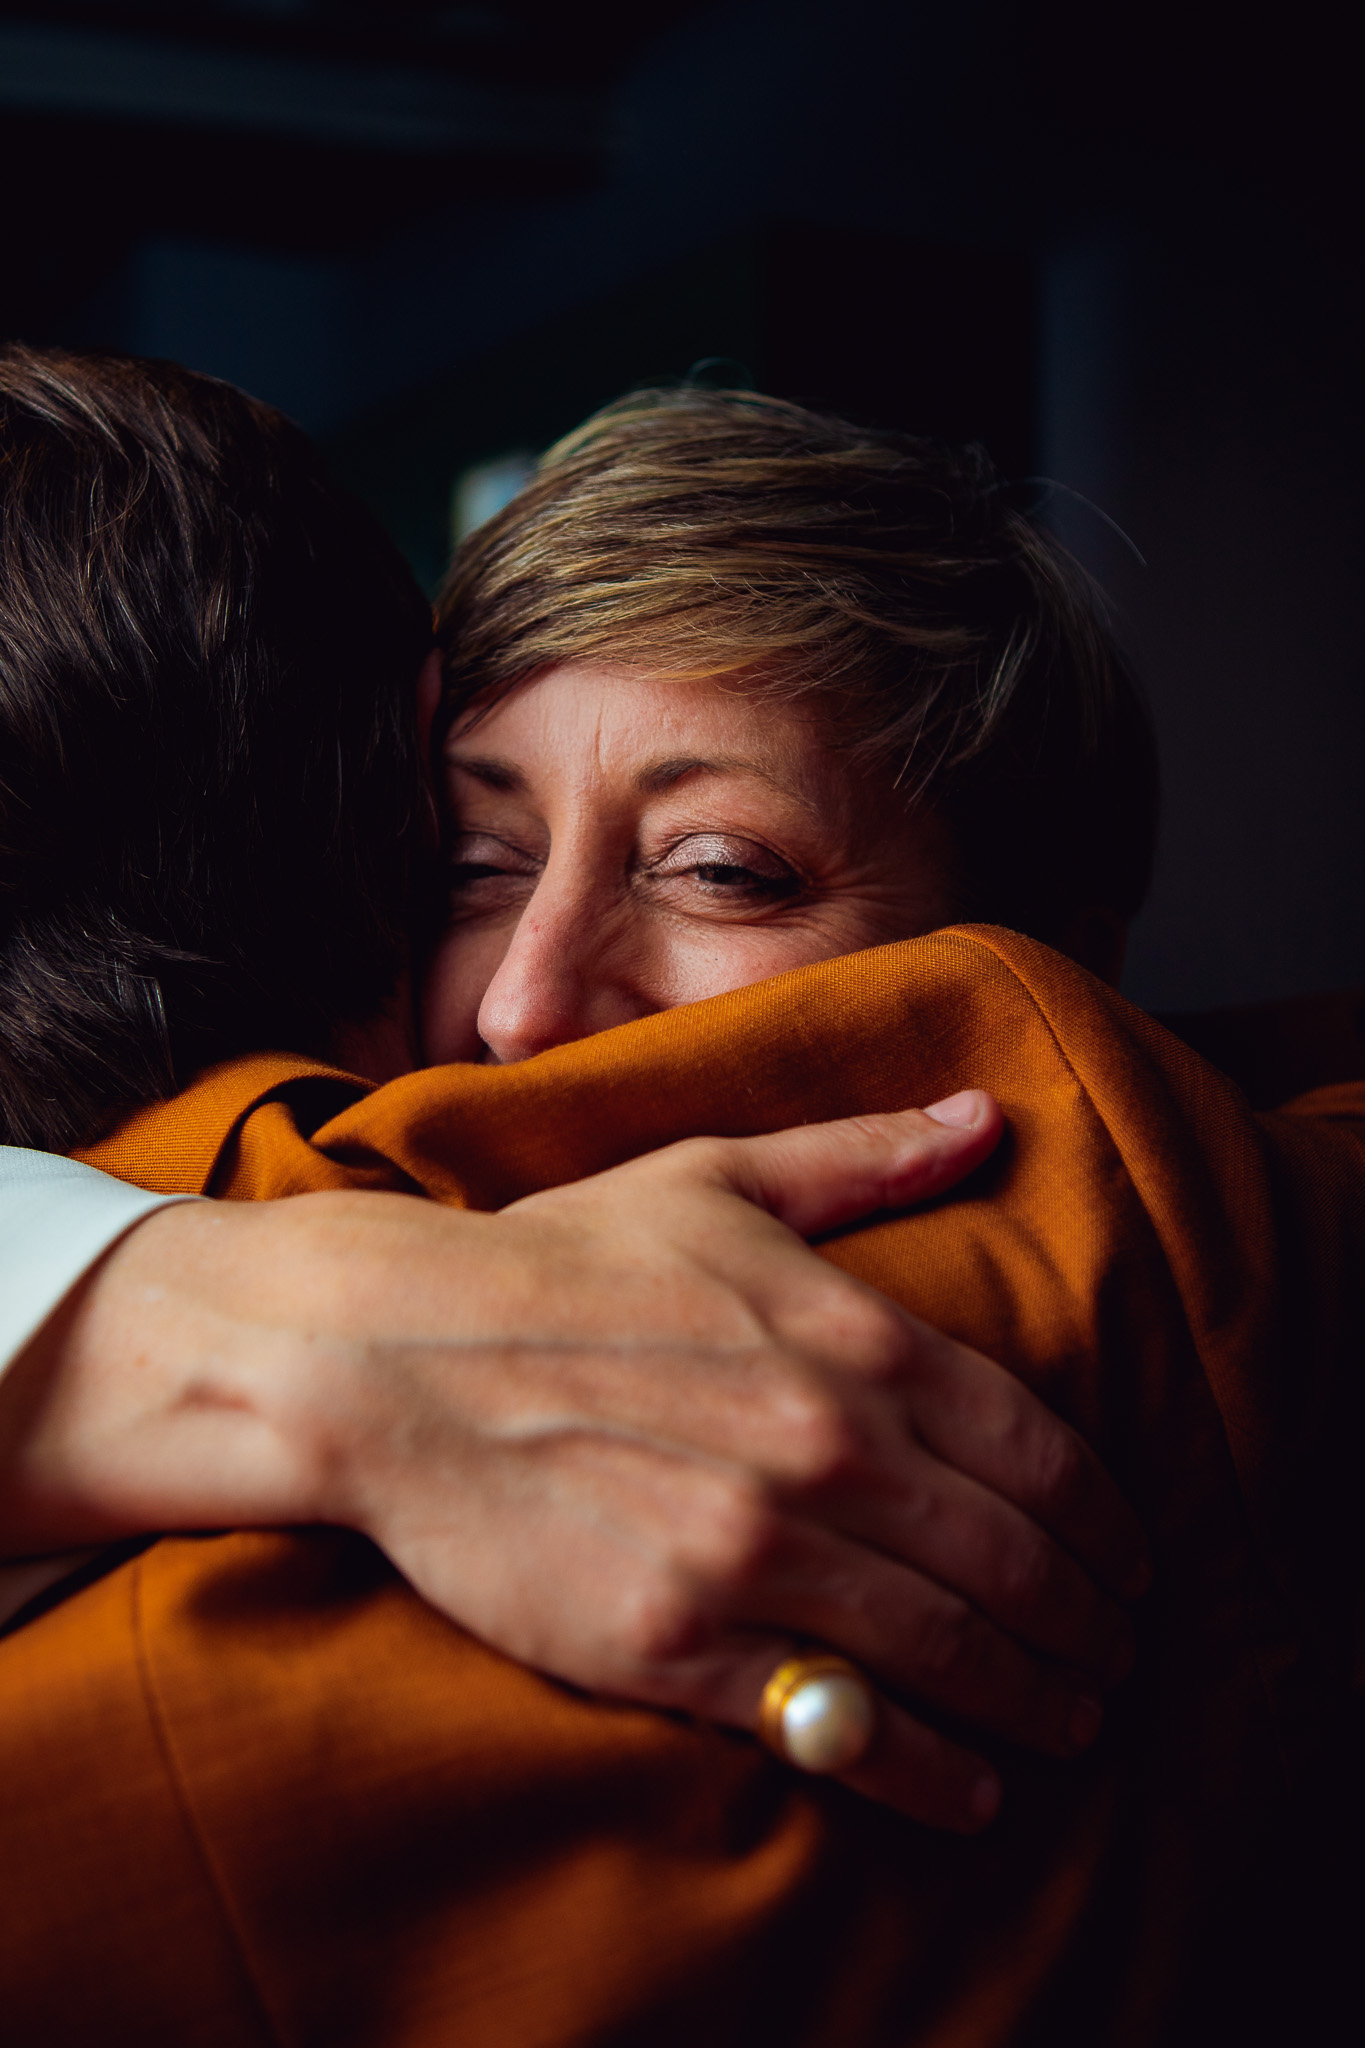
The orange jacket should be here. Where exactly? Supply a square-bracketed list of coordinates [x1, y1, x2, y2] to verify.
[3, 928, 1360, 2046]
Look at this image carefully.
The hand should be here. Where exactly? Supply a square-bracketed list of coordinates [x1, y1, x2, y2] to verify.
[0, 1093, 1148, 1834]
[354, 1093, 1146, 1831]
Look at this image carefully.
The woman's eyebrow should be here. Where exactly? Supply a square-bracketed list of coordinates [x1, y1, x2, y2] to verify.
[636, 755, 813, 807]
[446, 754, 526, 793]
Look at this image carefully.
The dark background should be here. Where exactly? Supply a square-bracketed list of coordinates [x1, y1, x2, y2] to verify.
[3, 0, 1362, 1014]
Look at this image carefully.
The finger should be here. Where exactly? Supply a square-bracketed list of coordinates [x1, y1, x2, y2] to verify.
[736, 1517, 1107, 1759]
[838, 1696, 1002, 1832]
[496, 1425, 1111, 1752]
[900, 1317, 1152, 1600]
[468, 1436, 1099, 1760]
[825, 1452, 1135, 1684]
[629, 1629, 1002, 1834]
[697, 1095, 1005, 1238]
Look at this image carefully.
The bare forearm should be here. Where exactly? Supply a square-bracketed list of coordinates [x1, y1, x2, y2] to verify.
[0, 1199, 357, 1552]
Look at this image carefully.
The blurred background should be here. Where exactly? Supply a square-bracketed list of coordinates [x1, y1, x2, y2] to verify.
[3, 0, 1362, 1021]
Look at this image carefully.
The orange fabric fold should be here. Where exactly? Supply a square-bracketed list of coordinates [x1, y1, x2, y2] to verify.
[6, 926, 1360, 2046]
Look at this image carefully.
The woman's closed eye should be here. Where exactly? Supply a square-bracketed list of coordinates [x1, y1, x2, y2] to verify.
[648, 833, 803, 907]
[447, 832, 541, 906]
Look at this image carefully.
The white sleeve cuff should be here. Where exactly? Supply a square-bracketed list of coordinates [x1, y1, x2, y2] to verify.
[0, 1149, 197, 1373]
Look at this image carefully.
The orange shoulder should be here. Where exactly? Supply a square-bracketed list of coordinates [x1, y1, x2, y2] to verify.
[73, 1053, 368, 1197]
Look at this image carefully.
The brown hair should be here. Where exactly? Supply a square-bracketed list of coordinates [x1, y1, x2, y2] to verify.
[0, 345, 433, 1149]
[435, 386, 1157, 944]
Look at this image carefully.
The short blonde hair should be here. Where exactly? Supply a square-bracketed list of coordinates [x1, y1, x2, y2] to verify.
[434, 387, 1156, 937]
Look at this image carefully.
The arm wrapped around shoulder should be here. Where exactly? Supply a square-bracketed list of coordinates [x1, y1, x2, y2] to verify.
[28, 924, 1361, 2048]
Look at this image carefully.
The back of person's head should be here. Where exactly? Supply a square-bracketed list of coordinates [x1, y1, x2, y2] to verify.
[0, 344, 433, 1149]
[435, 386, 1157, 960]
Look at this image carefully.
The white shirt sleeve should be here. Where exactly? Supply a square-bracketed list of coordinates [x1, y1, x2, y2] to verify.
[0, 1147, 195, 1375]
[0, 1149, 200, 1629]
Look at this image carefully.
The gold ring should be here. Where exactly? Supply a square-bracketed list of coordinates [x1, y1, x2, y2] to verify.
[757, 1652, 879, 1774]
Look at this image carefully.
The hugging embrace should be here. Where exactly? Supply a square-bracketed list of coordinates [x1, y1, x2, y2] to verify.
[0, 347, 1358, 2047]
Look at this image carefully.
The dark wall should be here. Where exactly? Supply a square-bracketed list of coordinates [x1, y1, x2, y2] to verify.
[1035, 7, 1365, 1006]
[327, 225, 1035, 593]
[1075, 226, 1365, 1009]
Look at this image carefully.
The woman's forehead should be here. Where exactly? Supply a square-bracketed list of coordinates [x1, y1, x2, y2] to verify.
[445, 660, 826, 782]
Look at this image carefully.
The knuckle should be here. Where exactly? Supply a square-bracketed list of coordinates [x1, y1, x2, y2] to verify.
[801, 1282, 905, 1383]
[615, 1569, 709, 1666]
[774, 1383, 864, 1488]
[663, 1134, 731, 1179]
[1028, 1420, 1086, 1513]
[914, 1597, 993, 1695]
[685, 1473, 782, 1589]
[844, 1301, 907, 1382]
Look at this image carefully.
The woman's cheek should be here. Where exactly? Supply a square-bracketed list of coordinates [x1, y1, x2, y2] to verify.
[421, 923, 510, 1063]
[653, 917, 847, 1007]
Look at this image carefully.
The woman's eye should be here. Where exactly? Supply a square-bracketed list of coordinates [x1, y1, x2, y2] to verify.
[654, 834, 801, 902]
[692, 861, 797, 895]
[446, 833, 538, 891]
[449, 858, 508, 885]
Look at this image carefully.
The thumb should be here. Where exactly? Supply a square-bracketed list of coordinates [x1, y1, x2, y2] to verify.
[705, 1092, 1004, 1238]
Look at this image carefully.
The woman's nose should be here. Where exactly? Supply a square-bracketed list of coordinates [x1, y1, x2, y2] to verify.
[475, 876, 648, 1063]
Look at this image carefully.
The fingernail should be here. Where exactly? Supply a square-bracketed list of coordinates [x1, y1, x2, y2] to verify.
[969, 1770, 1002, 1827]
[923, 1089, 986, 1130]
[1067, 1692, 1105, 1751]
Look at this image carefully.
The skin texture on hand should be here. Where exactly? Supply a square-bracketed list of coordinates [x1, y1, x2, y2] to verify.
[0, 1096, 1148, 1834]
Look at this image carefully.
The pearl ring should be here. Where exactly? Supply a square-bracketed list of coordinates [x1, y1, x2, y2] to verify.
[757, 1652, 879, 1774]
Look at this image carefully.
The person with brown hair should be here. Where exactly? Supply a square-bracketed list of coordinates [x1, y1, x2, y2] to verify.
[0, 354, 1358, 2045]
[0, 347, 432, 1150]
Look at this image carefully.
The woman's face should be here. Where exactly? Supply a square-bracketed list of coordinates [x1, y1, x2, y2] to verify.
[421, 661, 959, 1065]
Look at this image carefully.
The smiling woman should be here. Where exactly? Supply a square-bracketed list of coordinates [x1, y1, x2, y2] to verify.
[428, 384, 1159, 1065]
[425, 661, 959, 1061]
